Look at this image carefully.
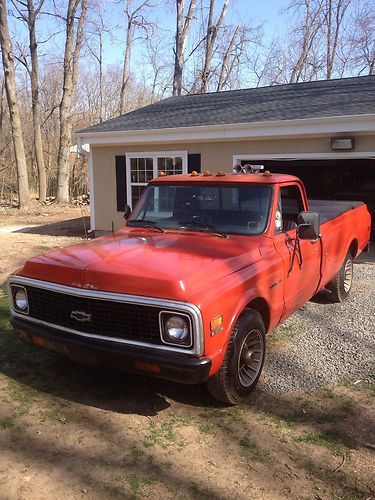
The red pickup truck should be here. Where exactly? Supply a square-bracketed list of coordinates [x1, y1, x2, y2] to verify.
[7, 170, 371, 404]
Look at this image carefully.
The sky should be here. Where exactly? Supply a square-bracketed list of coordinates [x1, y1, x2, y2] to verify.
[101, 0, 290, 65]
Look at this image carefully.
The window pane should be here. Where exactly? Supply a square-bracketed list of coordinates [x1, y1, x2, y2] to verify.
[132, 186, 146, 208]
[174, 157, 182, 173]
[130, 158, 137, 170]
[157, 158, 166, 170]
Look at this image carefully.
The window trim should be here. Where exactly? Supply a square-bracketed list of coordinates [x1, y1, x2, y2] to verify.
[125, 151, 188, 209]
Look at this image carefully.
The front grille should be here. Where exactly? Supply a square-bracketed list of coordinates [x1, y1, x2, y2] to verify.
[25, 285, 168, 345]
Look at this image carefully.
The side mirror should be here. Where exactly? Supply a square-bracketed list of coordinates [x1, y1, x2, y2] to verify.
[297, 211, 320, 240]
[123, 204, 132, 220]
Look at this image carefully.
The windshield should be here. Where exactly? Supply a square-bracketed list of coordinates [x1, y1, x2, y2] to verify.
[129, 183, 273, 236]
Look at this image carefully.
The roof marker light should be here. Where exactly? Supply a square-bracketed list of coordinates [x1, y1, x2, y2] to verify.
[233, 164, 264, 174]
[203, 170, 212, 176]
[216, 171, 225, 176]
[158, 171, 166, 176]
[263, 170, 272, 176]
[191, 170, 199, 176]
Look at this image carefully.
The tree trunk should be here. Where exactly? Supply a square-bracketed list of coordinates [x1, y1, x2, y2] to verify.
[201, 0, 229, 93]
[56, 0, 87, 204]
[172, 0, 195, 96]
[217, 25, 240, 91]
[27, 0, 47, 202]
[0, 0, 31, 207]
[120, 9, 133, 115]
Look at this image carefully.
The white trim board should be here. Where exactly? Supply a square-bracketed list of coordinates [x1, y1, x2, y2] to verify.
[233, 152, 375, 163]
[77, 114, 375, 145]
[88, 150, 95, 231]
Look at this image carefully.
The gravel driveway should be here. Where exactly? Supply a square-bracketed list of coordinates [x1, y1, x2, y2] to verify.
[262, 262, 375, 394]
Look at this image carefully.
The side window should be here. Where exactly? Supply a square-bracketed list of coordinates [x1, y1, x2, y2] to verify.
[279, 185, 304, 232]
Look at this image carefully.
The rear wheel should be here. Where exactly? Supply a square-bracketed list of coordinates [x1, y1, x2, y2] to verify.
[206, 309, 266, 405]
[326, 252, 353, 303]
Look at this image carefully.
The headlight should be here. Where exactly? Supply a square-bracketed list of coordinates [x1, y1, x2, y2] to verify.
[12, 286, 29, 314]
[160, 313, 192, 348]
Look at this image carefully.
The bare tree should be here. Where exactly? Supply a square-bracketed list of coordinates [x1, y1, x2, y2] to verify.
[173, 0, 196, 96]
[216, 25, 240, 91]
[86, 2, 109, 123]
[11, 0, 47, 202]
[119, 0, 154, 115]
[286, 0, 324, 83]
[200, 0, 229, 93]
[0, 0, 30, 207]
[145, 36, 171, 101]
[324, 0, 351, 79]
[348, 0, 375, 75]
[56, 0, 87, 204]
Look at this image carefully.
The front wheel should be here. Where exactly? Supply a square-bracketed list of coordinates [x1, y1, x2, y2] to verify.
[206, 309, 266, 405]
[325, 252, 353, 303]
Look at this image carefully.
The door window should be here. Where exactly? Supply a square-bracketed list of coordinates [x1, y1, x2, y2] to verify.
[279, 185, 304, 232]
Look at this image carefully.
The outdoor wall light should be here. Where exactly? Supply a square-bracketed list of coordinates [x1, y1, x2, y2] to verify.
[330, 137, 355, 150]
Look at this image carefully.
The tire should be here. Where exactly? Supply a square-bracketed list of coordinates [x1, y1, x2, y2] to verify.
[325, 252, 353, 303]
[206, 309, 266, 405]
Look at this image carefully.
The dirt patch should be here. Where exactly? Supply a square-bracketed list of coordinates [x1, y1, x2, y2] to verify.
[0, 205, 89, 284]
[0, 208, 374, 499]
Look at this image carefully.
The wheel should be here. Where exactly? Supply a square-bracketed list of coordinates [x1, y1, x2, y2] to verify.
[206, 309, 266, 405]
[325, 252, 353, 303]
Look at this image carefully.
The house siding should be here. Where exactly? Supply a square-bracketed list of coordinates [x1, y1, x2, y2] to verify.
[91, 134, 375, 232]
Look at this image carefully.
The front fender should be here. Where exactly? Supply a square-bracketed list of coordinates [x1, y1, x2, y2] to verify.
[188, 255, 285, 376]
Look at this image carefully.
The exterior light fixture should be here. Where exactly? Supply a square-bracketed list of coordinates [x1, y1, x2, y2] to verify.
[330, 137, 355, 150]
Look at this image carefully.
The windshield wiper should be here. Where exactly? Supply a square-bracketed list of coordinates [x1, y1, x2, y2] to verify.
[127, 220, 164, 232]
[178, 220, 227, 238]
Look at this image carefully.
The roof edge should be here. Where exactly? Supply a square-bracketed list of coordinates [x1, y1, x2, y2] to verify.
[76, 113, 375, 145]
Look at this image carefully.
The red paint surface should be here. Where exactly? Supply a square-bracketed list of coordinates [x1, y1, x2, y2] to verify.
[13, 173, 371, 376]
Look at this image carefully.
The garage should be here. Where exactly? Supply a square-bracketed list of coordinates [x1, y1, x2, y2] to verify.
[235, 157, 375, 238]
[76, 75, 375, 236]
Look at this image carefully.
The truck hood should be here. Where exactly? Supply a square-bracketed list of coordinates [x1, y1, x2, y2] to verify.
[18, 229, 265, 301]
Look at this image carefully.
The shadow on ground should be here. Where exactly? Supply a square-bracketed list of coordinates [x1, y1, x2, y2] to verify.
[14, 216, 90, 237]
[1, 298, 373, 498]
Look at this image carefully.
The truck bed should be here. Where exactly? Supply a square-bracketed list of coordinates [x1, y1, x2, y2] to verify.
[309, 199, 364, 224]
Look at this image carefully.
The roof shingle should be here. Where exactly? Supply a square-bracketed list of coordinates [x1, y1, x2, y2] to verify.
[78, 76, 375, 134]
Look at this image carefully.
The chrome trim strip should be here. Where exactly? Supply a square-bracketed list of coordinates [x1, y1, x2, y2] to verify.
[8, 275, 204, 356]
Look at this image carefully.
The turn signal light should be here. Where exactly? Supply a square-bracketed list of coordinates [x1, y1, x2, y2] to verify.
[210, 315, 223, 335]
[135, 361, 161, 375]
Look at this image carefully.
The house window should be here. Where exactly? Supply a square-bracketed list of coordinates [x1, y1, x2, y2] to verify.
[126, 151, 187, 209]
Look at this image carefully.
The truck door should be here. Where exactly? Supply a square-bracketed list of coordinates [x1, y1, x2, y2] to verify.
[273, 184, 321, 319]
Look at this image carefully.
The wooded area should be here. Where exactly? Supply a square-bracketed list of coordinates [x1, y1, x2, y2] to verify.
[0, 0, 373, 207]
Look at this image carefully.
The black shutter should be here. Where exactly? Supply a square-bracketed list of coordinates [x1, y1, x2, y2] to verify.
[188, 154, 201, 173]
[115, 155, 127, 212]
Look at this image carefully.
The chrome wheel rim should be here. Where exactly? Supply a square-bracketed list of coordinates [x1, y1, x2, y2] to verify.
[237, 329, 264, 387]
[343, 259, 353, 293]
